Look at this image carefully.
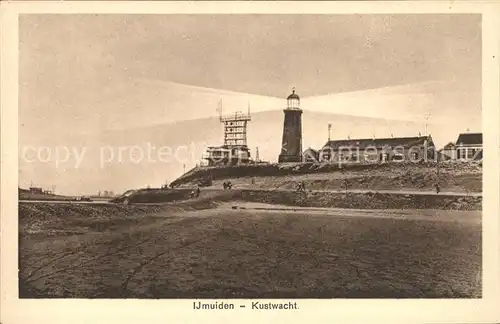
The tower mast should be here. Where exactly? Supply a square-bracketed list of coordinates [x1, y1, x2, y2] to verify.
[218, 98, 223, 121]
[279, 87, 303, 163]
[424, 113, 431, 136]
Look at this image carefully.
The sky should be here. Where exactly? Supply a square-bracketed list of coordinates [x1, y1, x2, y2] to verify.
[18, 14, 482, 194]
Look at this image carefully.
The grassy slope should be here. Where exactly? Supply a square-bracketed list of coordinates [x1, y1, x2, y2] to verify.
[236, 190, 482, 211]
[172, 161, 482, 193]
[107, 186, 482, 211]
[19, 202, 481, 298]
[111, 188, 193, 204]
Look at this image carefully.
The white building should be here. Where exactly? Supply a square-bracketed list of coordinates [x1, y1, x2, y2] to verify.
[455, 133, 482, 161]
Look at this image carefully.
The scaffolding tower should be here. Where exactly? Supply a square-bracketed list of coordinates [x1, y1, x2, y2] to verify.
[203, 100, 252, 167]
[218, 100, 252, 147]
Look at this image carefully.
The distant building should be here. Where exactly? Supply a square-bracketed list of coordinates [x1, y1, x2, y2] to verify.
[319, 135, 436, 163]
[455, 132, 482, 160]
[204, 145, 251, 166]
[439, 142, 456, 160]
[303, 147, 319, 163]
[29, 187, 43, 194]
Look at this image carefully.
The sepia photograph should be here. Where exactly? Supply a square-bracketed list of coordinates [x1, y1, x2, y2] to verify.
[15, 12, 485, 299]
[1, 3, 500, 323]
[14, 12, 486, 299]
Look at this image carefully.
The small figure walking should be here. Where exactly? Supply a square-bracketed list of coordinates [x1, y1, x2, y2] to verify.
[343, 179, 349, 194]
[434, 183, 440, 194]
[195, 187, 201, 198]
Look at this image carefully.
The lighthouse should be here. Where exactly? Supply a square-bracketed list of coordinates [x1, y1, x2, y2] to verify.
[278, 88, 303, 163]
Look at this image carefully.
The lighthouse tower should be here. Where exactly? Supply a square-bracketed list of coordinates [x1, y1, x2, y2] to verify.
[278, 88, 303, 163]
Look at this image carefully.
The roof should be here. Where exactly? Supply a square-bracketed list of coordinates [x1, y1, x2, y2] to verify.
[207, 145, 250, 151]
[442, 142, 456, 149]
[456, 133, 482, 146]
[286, 89, 300, 100]
[322, 136, 432, 150]
[303, 148, 319, 159]
[304, 147, 319, 153]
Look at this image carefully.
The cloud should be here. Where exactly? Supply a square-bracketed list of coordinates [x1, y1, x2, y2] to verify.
[302, 79, 478, 123]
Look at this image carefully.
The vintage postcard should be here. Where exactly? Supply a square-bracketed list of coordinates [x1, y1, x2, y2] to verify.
[1, 1, 500, 324]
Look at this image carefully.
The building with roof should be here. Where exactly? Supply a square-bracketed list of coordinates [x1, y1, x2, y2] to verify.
[204, 145, 251, 166]
[29, 186, 43, 194]
[438, 142, 457, 161]
[319, 135, 436, 164]
[302, 147, 319, 163]
[455, 132, 482, 160]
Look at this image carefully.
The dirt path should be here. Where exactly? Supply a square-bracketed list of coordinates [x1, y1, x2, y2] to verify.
[218, 202, 481, 224]
[243, 188, 482, 197]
